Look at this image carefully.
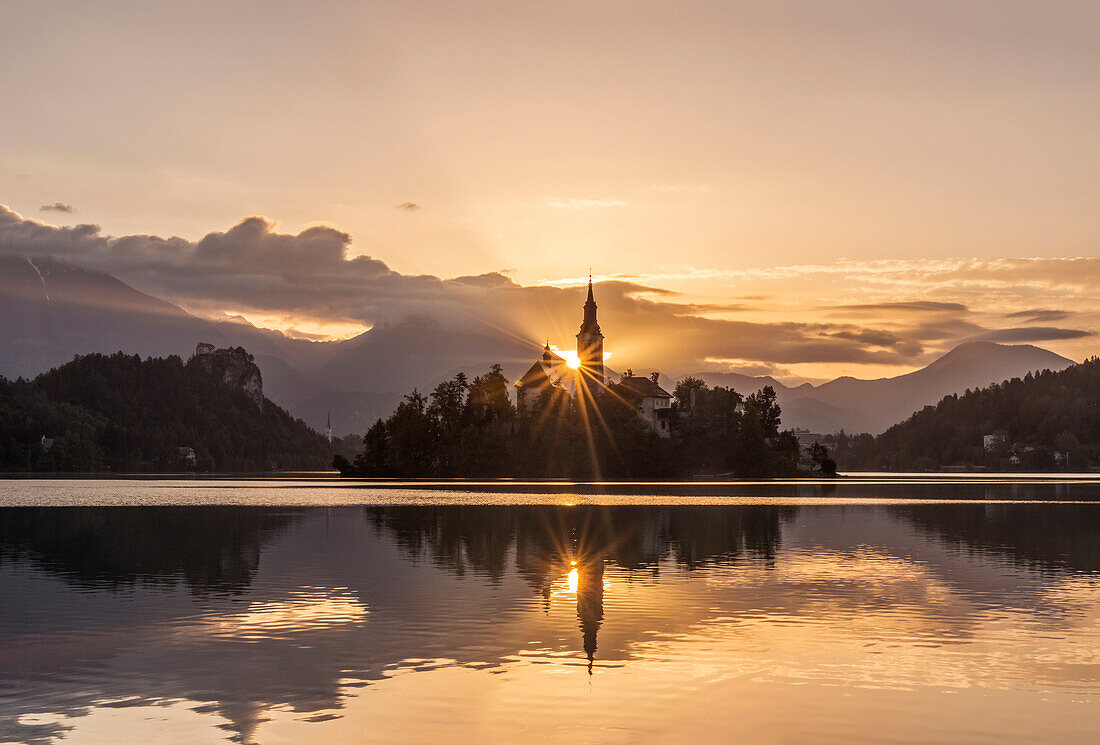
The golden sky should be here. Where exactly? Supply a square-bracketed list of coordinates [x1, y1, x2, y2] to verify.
[1, 1, 1098, 378]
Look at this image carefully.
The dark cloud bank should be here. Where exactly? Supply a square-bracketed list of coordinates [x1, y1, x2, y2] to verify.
[0, 205, 1090, 374]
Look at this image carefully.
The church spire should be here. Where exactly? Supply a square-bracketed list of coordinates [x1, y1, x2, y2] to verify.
[576, 271, 605, 390]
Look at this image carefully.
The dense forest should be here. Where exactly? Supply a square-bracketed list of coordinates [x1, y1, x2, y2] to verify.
[0, 352, 333, 471]
[336, 366, 831, 479]
[823, 358, 1100, 471]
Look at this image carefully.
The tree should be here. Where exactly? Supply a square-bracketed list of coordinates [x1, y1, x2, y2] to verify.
[806, 442, 837, 476]
[733, 409, 770, 478]
[429, 373, 468, 434]
[353, 419, 391, 476]
[466, 364, 514, 423]
[384, 391, 436, 476]
[673, 377, 707, 411]
[745, 386, 781, 438]
[772, 430, 802, 475]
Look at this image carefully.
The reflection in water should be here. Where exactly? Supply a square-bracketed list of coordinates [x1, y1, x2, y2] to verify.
[577, 556, 603, 672]
[0, 501, 1098, 744]
[366, 505, 792, 674]
[0, 507, 300, 593]
[894, 503, 1100, 571]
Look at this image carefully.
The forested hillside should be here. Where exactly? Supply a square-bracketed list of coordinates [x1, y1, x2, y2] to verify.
[0, 352, 332, 471]
[825, 358, 1100, 471]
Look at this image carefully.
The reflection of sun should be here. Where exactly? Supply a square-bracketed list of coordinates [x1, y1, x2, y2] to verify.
[550, 560, 581, 599]
[196, 591, 369, 641]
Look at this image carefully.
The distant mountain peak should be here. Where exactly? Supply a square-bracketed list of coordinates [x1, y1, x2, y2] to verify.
[686, 340, 1077, 435]
[923, 341, 1075, 373]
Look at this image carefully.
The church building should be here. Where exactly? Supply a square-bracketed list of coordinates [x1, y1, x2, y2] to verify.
[515, 277, 672, 437]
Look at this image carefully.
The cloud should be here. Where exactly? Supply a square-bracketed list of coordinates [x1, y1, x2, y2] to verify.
[547, 198, 628, 209]
[2, 204, 1097, 378]
[39, 202, 74, 213]
[832, 301, 969, 314]
[721, 257, 1100, 294]
[395, 202, 420, 211]
[0, 205, 426, 326]
[1004, 309, 1070, 323]
[700, 359, 798, 378]
[968, 327, 1095, 343]
[447, 272, 518, 290]
[827, 328, 922, 353]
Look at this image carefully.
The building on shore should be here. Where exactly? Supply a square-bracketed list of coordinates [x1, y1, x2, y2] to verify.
[611, 372, 673, 437]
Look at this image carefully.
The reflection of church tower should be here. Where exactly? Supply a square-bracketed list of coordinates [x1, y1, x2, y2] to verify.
[576, 557, 605, 673]
[575, 276, 605, 396]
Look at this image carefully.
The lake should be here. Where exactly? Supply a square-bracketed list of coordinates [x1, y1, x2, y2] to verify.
[1, 477, 1098, 744]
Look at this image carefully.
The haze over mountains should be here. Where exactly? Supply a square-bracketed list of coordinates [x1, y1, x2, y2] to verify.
[0, 256, 1076, 437]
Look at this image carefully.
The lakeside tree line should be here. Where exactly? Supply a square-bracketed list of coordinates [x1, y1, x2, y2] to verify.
[0, 353, 332, 472]
[822, 358, 1100, 471]
[336, 366, 831, 478]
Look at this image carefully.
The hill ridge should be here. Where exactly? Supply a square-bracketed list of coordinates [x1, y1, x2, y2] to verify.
[826, 357, 1100, 471]
[0, 351, 331, 472]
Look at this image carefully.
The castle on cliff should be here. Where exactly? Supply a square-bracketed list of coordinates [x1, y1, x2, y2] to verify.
[190, 342, 264, 408]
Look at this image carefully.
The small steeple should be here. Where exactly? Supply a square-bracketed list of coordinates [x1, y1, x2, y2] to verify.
[325, 410, 332, 443]
[543, 340, 553, 361]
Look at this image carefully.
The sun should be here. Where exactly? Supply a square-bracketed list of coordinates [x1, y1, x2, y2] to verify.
[550, 346, 609, 369]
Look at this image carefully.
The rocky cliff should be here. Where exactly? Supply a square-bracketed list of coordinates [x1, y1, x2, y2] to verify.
[187, 346, 264, 408]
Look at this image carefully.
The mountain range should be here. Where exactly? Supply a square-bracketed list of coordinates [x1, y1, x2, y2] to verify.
[689, 340, 1074, 434]
[0, 255, 1077, 436]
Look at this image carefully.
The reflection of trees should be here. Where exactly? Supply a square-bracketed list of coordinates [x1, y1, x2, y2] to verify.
[0, 507, 309, 745]
[891, 504, 1100, 573]
[3, 502, 1097, 745]
[367, 505, 796, 670]
[0, 506, 799, 743]
[0, 507, 300, 594]
[365, 506, 517, 581]
[367, 506, 795, 585]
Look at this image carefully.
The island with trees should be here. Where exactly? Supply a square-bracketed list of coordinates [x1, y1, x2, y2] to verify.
[335, 365, 835, 479]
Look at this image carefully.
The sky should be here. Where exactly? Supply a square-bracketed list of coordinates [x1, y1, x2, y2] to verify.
[1, 1, 1098, 381]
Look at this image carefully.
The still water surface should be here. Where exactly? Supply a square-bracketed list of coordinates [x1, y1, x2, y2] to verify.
[1, 479, 1099, 744]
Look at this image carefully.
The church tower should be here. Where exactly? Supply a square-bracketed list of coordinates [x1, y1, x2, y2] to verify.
[576, 275, 605, 393]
